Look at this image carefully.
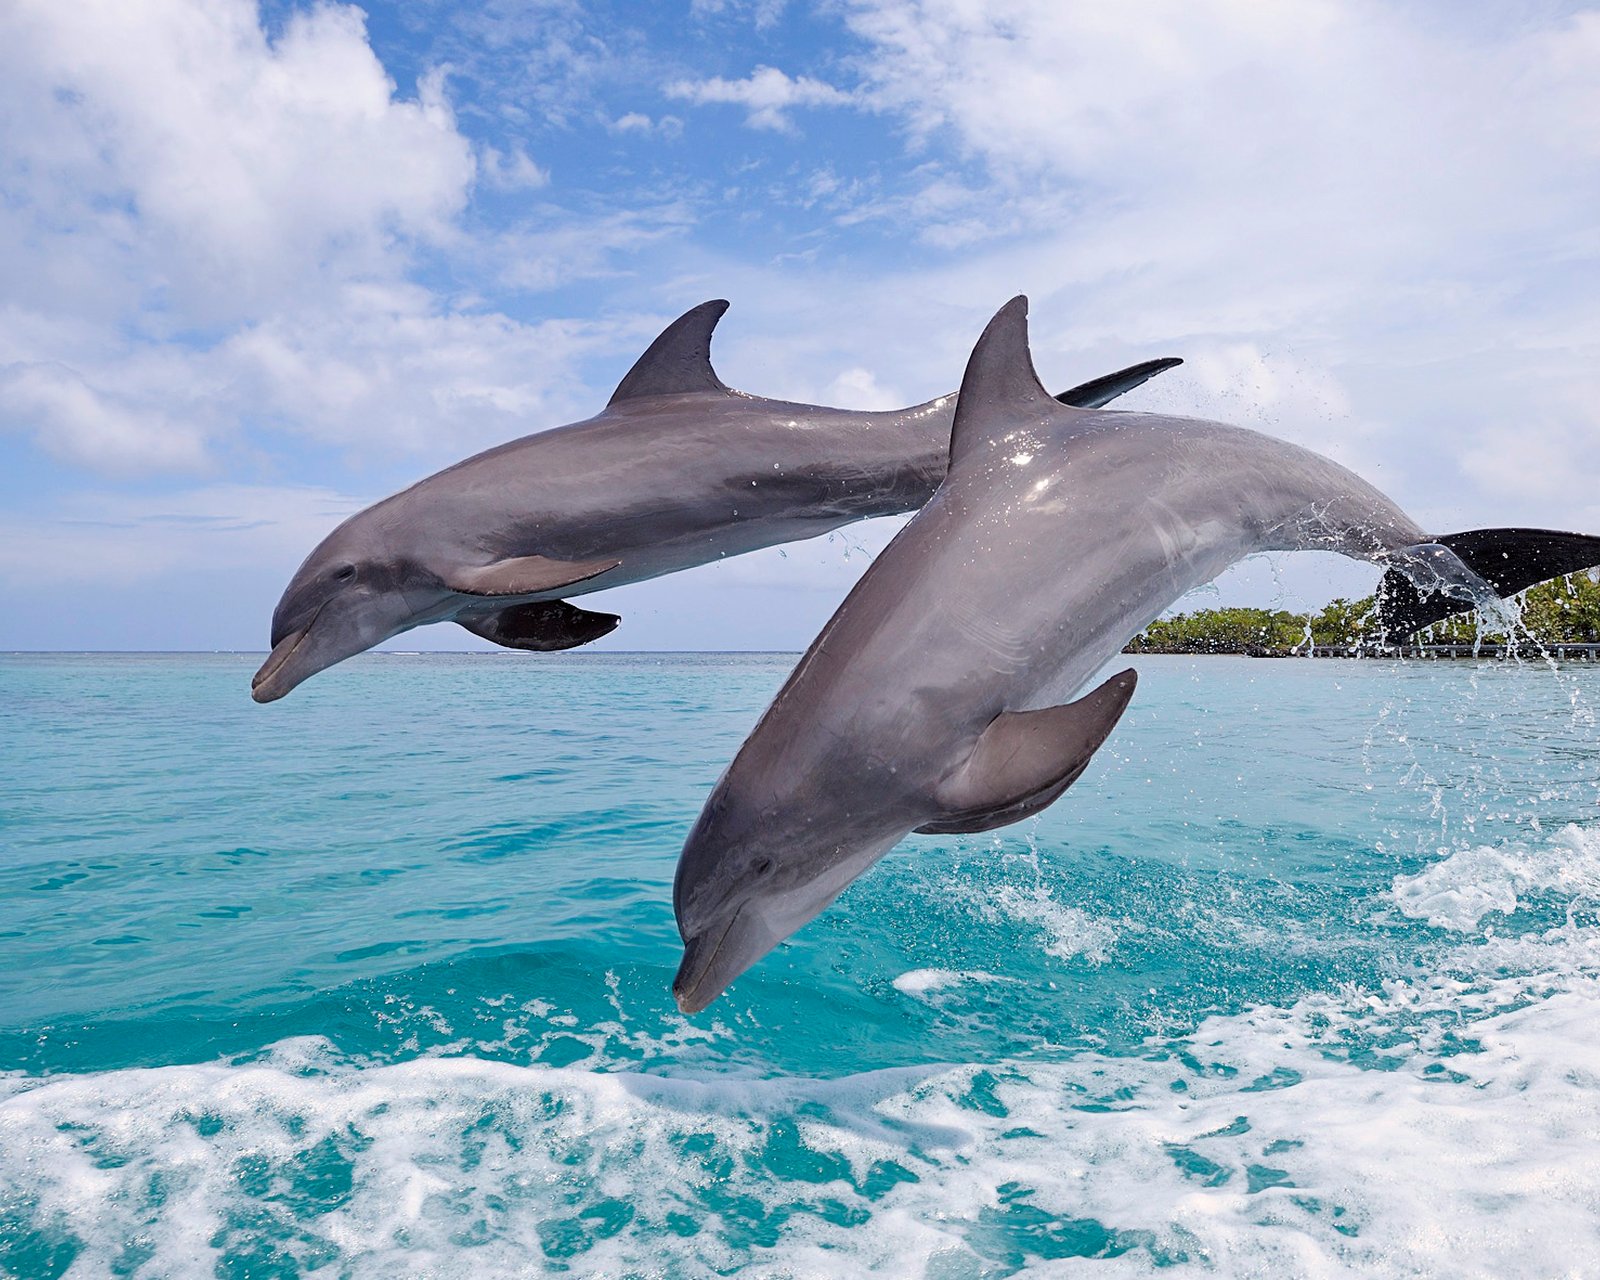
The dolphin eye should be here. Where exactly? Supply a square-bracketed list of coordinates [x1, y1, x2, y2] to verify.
[335, 565, 356, 583]
[754, 857, 775, 877]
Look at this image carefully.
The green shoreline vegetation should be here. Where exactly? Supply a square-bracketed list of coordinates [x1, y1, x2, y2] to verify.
[1125, 570, 1600, 656]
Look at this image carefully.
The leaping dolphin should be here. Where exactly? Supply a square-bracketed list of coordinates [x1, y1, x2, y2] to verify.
[671, 296, 1600, 1013]
[252, 301, 1179, 702]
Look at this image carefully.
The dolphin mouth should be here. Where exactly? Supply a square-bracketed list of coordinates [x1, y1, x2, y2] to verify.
[251, 606, 323, 704]
[673, 907, 743, 1015]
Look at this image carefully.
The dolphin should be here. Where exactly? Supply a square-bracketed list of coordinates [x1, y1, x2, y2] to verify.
[671, 296, 1600, 1013]
[252, 301, 1180, 703]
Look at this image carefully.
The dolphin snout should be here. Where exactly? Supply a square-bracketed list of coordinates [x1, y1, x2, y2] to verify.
[673, 902, 776, 1015]
[251, 627, 308, 703]
[673, 908, 740, 1014]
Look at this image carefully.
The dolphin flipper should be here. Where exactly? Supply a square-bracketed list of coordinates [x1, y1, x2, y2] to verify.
[918, 669, 1137, 835]
[457, 600, 620, 651]
[1376, 529, 1600, 638]
[444, 554, 620, 598]
[1055, 357, 1182, 409]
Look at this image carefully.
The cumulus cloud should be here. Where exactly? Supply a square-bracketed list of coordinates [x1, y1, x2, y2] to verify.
[0, 0, 674, 479]
[4, 0, 1597, 647]
[0, 0, 489, 475]
[217, 283, 618, 456]
[0, 279, 633, 482]
[807, 0, 1600, 532]
[842, 1, 1600, 283]
[632, 0, 1599, 596]
[1, 0, 474, 317]
[0, 363, 210, 474]
[666, 66, 853, 133]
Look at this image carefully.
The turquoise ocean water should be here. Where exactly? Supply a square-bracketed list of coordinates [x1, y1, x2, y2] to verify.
[2, 651, 1599, 1277]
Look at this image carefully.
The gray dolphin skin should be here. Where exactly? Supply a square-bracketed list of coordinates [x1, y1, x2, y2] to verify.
[671, 296, 1600, 1013]
[252, 301, 1180, 702]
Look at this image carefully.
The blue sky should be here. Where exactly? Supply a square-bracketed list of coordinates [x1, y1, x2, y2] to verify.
[2, 0, 1597, 651]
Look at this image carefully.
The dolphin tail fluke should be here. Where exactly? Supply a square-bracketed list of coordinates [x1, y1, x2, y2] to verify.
[917, 668, 1137, 835]
[1055, 357, 1182, 409]
[1375, 528, 1600, 639]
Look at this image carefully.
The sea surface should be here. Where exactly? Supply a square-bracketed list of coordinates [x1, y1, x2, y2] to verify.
[2, 650, 1599, 1278]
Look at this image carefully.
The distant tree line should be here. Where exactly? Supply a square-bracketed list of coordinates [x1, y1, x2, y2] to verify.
[1125, 571, 1600, 656]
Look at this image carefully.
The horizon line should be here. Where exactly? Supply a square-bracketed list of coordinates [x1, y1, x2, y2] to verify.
[0, 648, 808, 656]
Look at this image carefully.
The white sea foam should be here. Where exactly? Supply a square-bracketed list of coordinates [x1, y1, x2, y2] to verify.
[1390, 822, 1600, 931]
[11, 901, 1600, 1278]
[10, 827, 1600, 1276]
[980, 884, 1118, 963]
[891, 968, 1005, 997]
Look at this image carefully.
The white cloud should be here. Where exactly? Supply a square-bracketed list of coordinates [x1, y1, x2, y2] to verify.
[0, 0, 498, 475]
[780, 0, 1600, 539]
[478, 144, 550, 190]
[689, 0, 790, 31]
[822, 367, 904, 411]
[0, 281, 633, 479]
[610, 112, 684, 138]
[0, 363, 210, 474]
[841, 0, 1600, 297]
[1458, 390, 1600, 513]
[1159, 342, 1363, 462]
[4, 0, 1598, 649]
[217, 283, 620, 457]
[666, 66, 852, 133]
[1, 0, 474, 318]
[0, 0, 684, 478]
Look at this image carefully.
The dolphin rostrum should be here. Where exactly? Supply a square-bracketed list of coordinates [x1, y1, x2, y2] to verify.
[252, 301, 1180, 702]
[671, 296, 1600, 1013]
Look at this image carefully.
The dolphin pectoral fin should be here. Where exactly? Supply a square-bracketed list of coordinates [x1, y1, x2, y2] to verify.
[444, 554, 620, 598]
[915, 778, 1075, 835]
[919, 669, 1138, 836]
[1055, 357, 1182, 409]
[456, 600, 620, 652]
[1375, 529, 1600, 638]
[607, 299, 731, 405]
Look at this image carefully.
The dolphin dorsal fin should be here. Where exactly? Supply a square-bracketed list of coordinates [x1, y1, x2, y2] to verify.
[918, 668, 1137, 835]
[948, 295, 1058, 468]
[608, 300, 731, 406]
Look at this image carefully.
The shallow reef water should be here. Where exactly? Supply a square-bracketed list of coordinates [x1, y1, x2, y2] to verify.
[2, 651, 1598, 1276]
